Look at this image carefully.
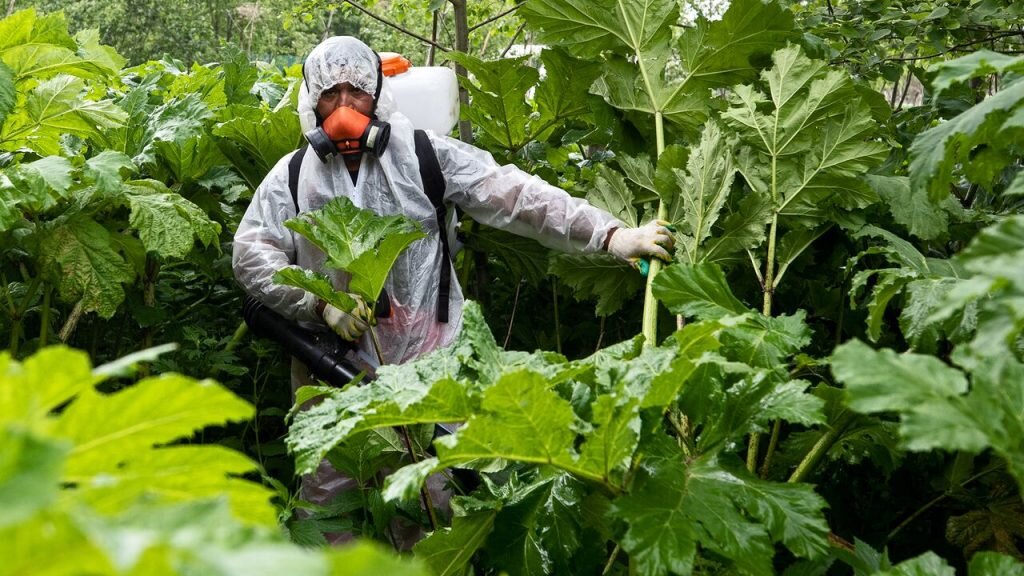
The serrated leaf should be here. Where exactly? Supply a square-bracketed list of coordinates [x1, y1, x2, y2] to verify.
[445, 52, 536, 151]
[77, 445, 276, 526]
[213, 103, 300, 183]
[757, 379, 825, 427]
[436, 370, 577, 469]
[549, 252, 644, 316]
[667, 122, 736, 263]
[868, 174, 951, 241]
[723, 45, 886, 227]
[0, 346, 97, 423]
[273, 268, 356, 313]
[284, 196, 425, 303]
[612, 451, 828, 576]
[37, 215, 135, 318]
[84, 151, 133, 197]
[123, 180, 220, 258]
[586, 164, 637, 228]
[909, 78, 1024, 203]
[931, 51, 1024, 96]
[414, 510, 497, 576]
[522, 0, 795, 132]
[832, 340, 985, 452]
[1, 75, 126, 155]
[577, 395, 640, 483]
[54, 373, 253, 476]
[653, 262, 749, 320]
[483, 472, 585, 575]
[703, 192, 773, 263]
[642, 320, 723, 409]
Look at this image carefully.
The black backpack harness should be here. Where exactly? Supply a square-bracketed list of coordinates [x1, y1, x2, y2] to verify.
[287, 129, 454, 323]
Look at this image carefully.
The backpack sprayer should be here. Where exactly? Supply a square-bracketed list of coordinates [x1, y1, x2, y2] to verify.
[241, 51, 459, 387]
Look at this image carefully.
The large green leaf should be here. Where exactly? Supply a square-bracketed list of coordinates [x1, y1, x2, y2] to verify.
[414, 511, 497, 575]
[0, 428, 66, 529]
[662, 122, 737, 263]
[273, 268, 357, 314]
[122, 179, 221, 259]
[0, 74, 126, 155]
[652, 262, 749, 320]
[0, 155, 75, 219]
[481, 472, 586, 575]
[832, 340, 1024, 491]
[434, 370, 578, 469]
[445, 52, 537, 151]
[53, 373, 254, 477]
[909, 72, 1024, 202]
[213, 103, 301, 184]
[586, 164, 638, 228]
[722, 45, 887, 227]
[612, 450, 828, 576]
[0, 346, 97, 423]
[283, 196, 426, 303]
[37, 215, 135, 318]
[549, 252, 643, 316]
[522, 0, 795, 131]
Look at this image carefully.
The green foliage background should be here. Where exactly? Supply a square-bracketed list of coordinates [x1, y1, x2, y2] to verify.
[2, 0, 1024, 574]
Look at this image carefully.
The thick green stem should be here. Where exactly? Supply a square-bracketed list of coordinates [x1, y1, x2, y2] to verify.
[641, 112, 668, 348]
[225, 321, 248, 353]
[789, 410, 854, 483]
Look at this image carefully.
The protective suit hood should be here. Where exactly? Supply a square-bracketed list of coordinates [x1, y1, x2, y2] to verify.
[298, 36, 398, 133]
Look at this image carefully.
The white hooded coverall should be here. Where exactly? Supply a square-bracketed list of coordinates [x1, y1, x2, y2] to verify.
[233, 37, 624, 367]
[231, 36, 624, 542]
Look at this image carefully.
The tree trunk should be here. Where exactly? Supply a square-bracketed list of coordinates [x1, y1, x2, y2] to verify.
[450, 0, 473, 143]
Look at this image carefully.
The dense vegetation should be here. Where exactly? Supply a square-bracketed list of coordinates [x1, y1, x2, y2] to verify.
[2, 0, 1024, 574]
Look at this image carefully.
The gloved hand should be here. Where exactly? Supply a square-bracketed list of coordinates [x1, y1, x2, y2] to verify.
[321, 295, 372, 341]
[606, 220, 675, 266]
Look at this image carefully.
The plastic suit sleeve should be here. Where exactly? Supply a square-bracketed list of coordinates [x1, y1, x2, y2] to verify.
[431, 135, 624, 253]
[232, 153, 320, 323]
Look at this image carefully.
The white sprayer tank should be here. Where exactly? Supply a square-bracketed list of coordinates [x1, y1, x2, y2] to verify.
[380, 52, 459, 136]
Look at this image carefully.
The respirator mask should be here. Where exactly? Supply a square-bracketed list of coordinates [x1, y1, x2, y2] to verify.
[304, 106, 391, 161]
[303, 51, 391, 162]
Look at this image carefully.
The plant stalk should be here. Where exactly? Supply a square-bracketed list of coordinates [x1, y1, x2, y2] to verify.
[59, 301, 84, 343]
[641, 111, 668, 348]
[789, 410, 854, 483]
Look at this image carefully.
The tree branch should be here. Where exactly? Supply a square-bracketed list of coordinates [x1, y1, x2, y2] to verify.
[469, 1, 527, 32]
[342, 0, 449, 52]
[884, 30, 1023, 63]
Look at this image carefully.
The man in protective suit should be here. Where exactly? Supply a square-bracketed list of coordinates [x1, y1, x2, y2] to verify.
[232, 36, 673, 544]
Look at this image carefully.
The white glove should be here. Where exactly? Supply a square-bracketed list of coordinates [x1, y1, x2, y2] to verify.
[321, 295, 372, 341]
[607, 219, 674, 266]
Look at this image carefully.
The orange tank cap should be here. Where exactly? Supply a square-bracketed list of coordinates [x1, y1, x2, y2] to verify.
[379, 52, 412, 77]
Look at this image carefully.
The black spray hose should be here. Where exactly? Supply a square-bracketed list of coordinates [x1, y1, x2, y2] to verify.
[241, 296, 362, 386]
[242, 295, 481, 494]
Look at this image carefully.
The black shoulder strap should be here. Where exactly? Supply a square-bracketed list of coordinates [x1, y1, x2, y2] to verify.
[414, 129, 452, 324]
[288, 144, 308, 213]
